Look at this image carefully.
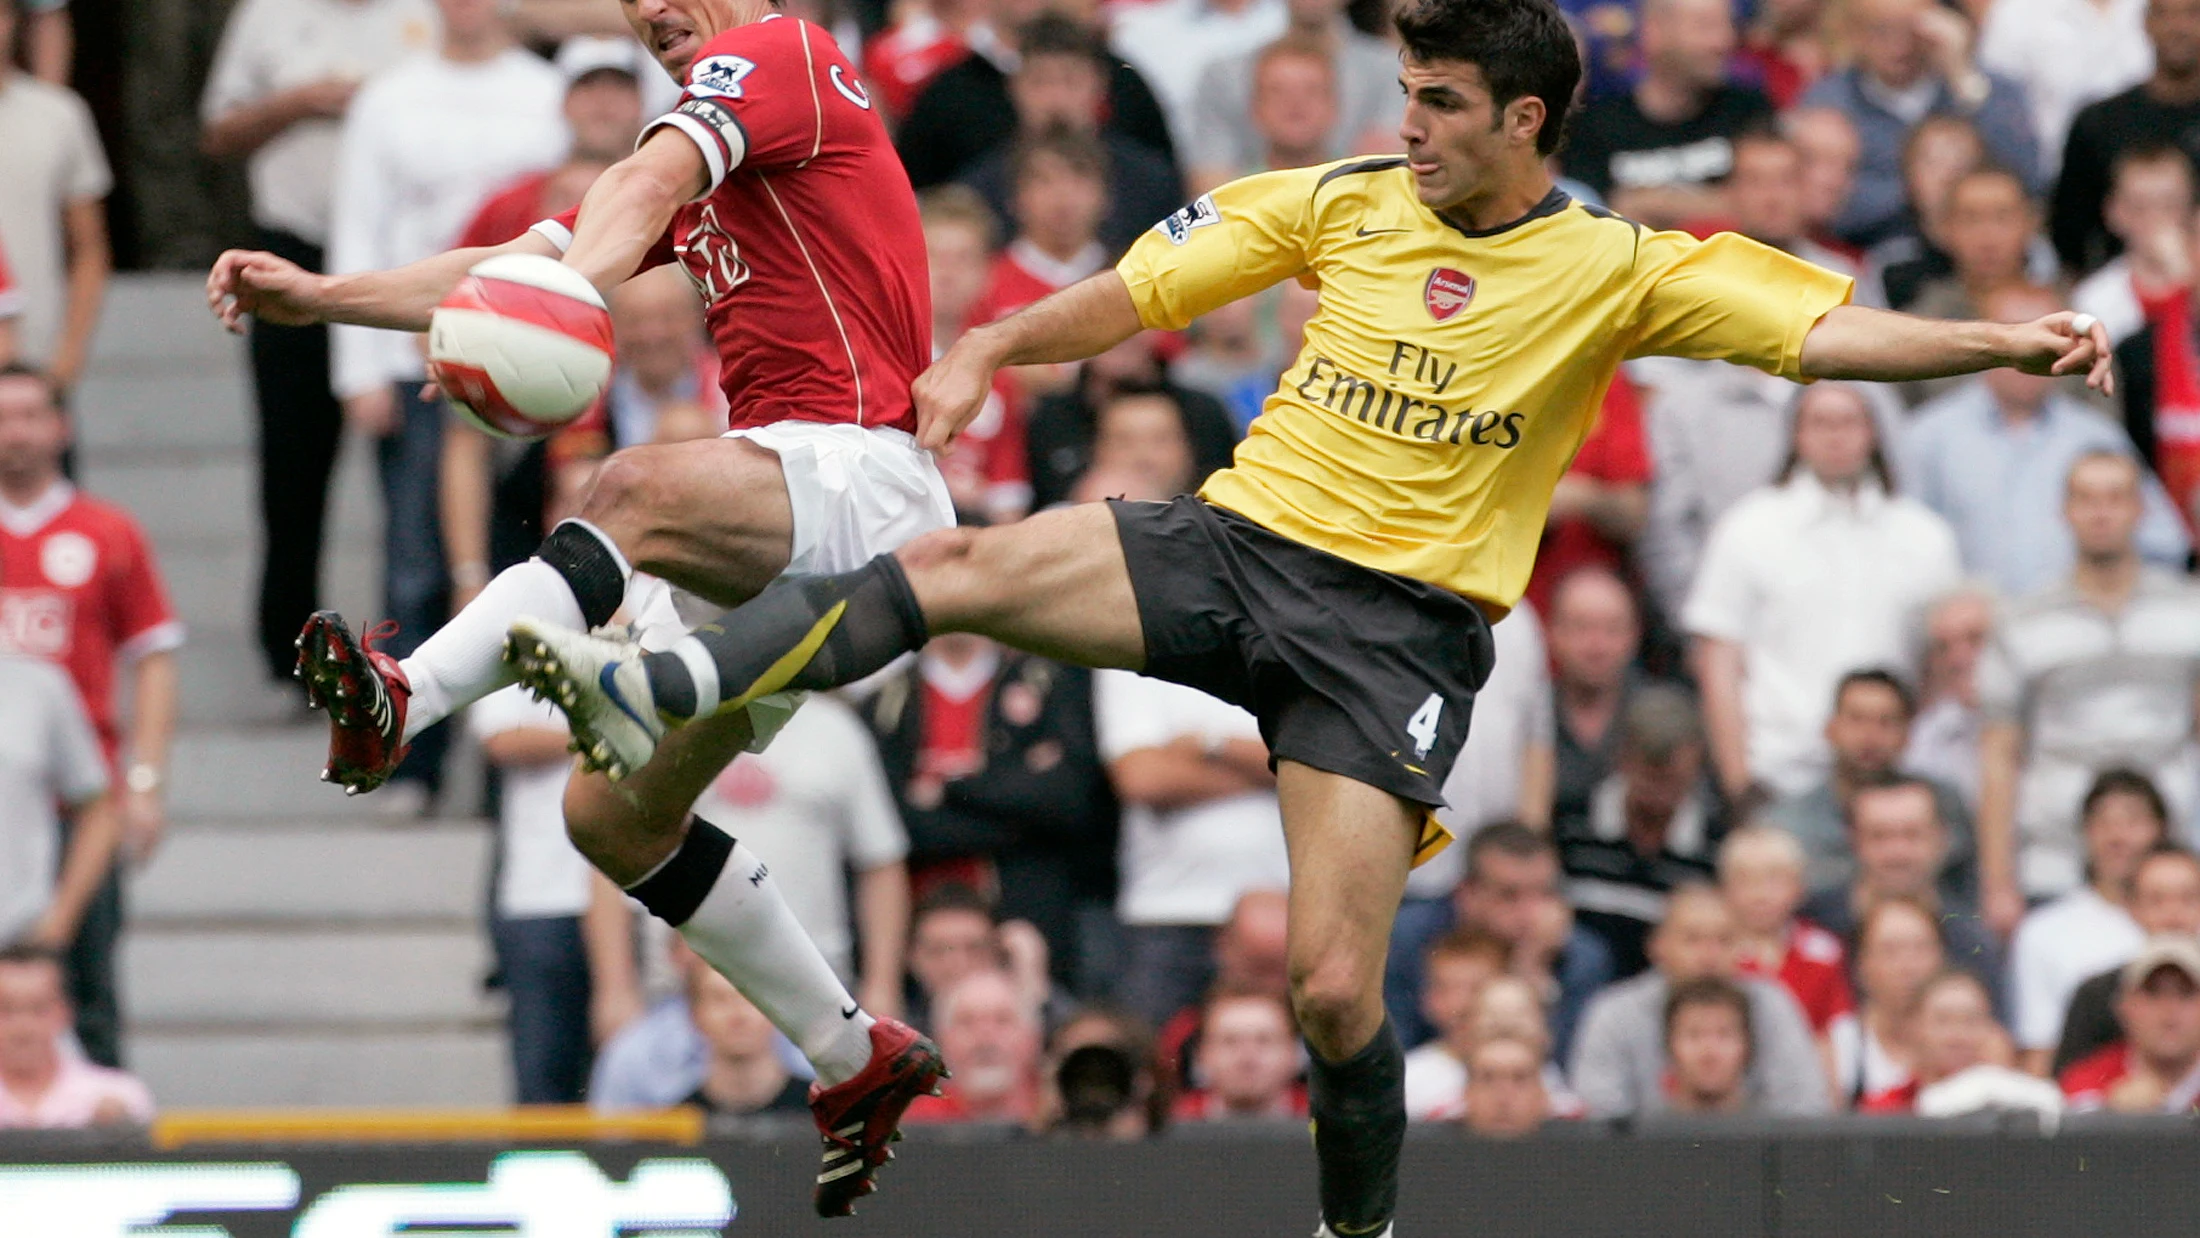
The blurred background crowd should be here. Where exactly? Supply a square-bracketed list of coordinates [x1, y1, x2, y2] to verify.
[7, 0, 2200, 1137]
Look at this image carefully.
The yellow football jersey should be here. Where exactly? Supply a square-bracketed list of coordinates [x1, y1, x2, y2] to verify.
[1118, 156, 1855, 615]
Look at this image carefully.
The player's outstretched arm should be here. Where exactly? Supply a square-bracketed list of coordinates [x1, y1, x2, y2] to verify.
[559, 129, 708, 299]
[1798, 304, 2115, 394]
[914, 271, 1144, 451]
[206, 232, 560, 335]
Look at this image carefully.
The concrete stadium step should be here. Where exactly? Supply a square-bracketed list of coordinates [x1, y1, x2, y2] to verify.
[131, 1028, 509, 1107]
[73, 372, 251, 455]
[124, 926, 499, 1025]
[167, 727, 389, 820]
[86, 274, 252, 369]
[132, 824, 489, 923]
[81, 444, 387, 553]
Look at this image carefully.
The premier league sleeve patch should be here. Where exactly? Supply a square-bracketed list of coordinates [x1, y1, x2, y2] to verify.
[687, 54, 758, 99]
[1156, 194, 1221, 245]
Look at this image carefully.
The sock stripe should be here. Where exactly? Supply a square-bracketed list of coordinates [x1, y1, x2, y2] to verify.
[624, 817, 736, 927]
[671, 636, 722, 716]
[719, 599, 847, 715]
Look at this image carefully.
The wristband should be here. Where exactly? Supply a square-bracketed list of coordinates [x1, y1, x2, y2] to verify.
[126, 763, 164, 794]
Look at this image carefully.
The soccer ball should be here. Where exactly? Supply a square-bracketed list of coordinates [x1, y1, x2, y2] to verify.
[428, 253, 614, 441]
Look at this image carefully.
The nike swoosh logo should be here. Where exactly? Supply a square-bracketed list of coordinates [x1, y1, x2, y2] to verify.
[841, 1003, 860, 1019]
[1356, 226, 1409, 236]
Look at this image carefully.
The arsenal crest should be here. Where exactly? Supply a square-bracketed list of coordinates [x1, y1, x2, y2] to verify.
[1424, 268, 1476, 322]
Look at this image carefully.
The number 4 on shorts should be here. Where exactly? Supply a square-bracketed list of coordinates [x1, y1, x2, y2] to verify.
[1406, 693, 1443, 759]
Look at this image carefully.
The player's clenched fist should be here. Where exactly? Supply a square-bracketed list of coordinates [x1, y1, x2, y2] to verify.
[911, 339, 1001, 453]
[206, 249, 327, 333]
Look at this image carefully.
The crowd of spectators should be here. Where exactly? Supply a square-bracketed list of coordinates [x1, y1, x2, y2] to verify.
[10, 0, 2200, 1133]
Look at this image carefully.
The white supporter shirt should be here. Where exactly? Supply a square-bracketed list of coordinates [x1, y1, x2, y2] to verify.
[1682, 474, 1962, 795]
[2008, 886, 2143, 1051]
[326, 48, 567, 399]
[468, 687, 592, 919]
[0, 656, 109, 942]
[1408, 601, 1552, 899]
[1978, 0, 2151, 173]
[1096, 671, 1290, 927]
[0, 75, 112, 367]
[688, 697, 908, 978]
[199, 0, 439, 245]
[2070, 258, 2147, 348]
[1109, 0, 1285, 155]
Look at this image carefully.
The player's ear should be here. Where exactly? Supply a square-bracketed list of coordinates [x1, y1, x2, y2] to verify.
[1505, 95, 1546, 149]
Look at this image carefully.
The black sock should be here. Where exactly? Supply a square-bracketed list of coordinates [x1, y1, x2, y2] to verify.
[536, 519, 628, 629]
[1308, 1017, 1405, 1235]
[624, 817, 734, 926]
[642, 554, 929, 721]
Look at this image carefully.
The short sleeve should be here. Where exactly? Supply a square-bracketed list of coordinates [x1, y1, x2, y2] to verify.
[104, 514, 184, 660]
[1094, 670, 1182, 762]
[200, 0, 271, 122]
[0, 237, 18, 319]
[1679, 502, 1760, 642]
[39, 664, 108, 805]
[642, 17, 870, 196]
[61, 94, 114, 204]
[1625, 230, 1853, 380]
[1975, 619, 2023, 724]
[809, 702, 909, 870]
[1115, 166, 1320, 331]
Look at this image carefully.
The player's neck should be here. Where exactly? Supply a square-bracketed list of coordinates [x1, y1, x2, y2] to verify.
[1434, 170, 1556, 234]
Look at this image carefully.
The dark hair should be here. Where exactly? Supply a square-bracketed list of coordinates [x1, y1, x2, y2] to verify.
[2082, 768, 2172, 835]
[1054, 1043, 1142, 1131]
[1464, 820, 1556, 884]
[1009, 123, 1108, 191]
[0, 942, 66, 972]
[1845, 769, 1942, 830]
[1777, 382, 1895, 492]
[0, 362, 57, 404]
[1016, 12, 1109, 66]
[1662, 975, 1754, 1061]
[1424, 925, 1511, 970]
[2110, 142, 2199, 197]
[1833, 668, 1917, 721]
[913, 882, 997, 926]
[1393, 0, 1581, 156]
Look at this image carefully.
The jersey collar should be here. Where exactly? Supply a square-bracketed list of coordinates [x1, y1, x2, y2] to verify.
[0, 479, 74, 538]
[1433, 185, 1572, 240]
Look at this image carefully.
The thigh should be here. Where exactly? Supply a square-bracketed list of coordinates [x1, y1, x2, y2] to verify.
[1276, 761, 1421, 984]
[563, 706, 757, 885]
[906, 501, 1146, 670]
[582, 437, 797, 609]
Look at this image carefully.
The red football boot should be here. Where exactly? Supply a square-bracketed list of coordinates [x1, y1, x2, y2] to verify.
[808, 1018, 949, 1217]
[295, 611, 412, 794]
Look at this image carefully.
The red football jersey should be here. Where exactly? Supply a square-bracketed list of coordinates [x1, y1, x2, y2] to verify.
[858, 13, 968, 120]
[536, 16, 930, 436]
[1736, 920, 1855, 1035]
[0, 484, 183, 758]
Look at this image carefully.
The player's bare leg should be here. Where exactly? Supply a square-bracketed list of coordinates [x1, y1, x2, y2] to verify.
[297, 436, 795, 793]
[1275, 762, 1420, 1238]
[508, 501, 1146, 780]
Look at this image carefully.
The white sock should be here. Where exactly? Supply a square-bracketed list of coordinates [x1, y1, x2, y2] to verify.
[398, 560, 592, 741]
[669, 839, 877, 1087]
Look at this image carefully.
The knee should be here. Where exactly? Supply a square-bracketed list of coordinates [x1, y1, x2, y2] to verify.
[575, 447, 663, 536]
[1290, 947, 1382, 1051]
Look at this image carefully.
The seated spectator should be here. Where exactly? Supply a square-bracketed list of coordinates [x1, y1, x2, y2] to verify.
[1976, 454, 2200, 926]
[1155, 889, 1291, 1093]
[1901, 167, 2048, 405]
[1660, 976, 1758, 1116]
[1224, 35, 1341, 186]
[1830, 895, 1946, 1105]
[0, 239, 15, 364]
[1799, 773, 2004, 1003]
[1415, 973, 1584, 1123]
[1442, 824, 1616, 1064]
[1559, 685, 1726, 978]
[1764, 670, 1978, 898]
[1561, 0, 1774, 230]
[1520, 375, 1652, 618]
[1184, 0, 1400, 187]
[1861, 969, 2056, 1118]
[1738, 0, 1833, 108]
[1907, 286, 2190, 598]
[0, 945, 151, 1128]
[2115, 195, 2200, 521]
[1110, 0, 1285, 156]
[1799, 0, 2040, 249]
[1402, 929, 1510, 1118]
[1073, 383, 1204, 503]
[1903, 586, 1996, 814]
[684, 967, 810, 1117]
[2056, 845, 2200, 1074]
[1868, 115, 1988, 312]
[0, 653, 114, 961]
[967, 126, 1112, 333]
[1095, 646, 1285, 1029]
[2061, 937, 2200, 1112]
[1546, 568, 1646, 825]
[2010, 770, 2164, 1073]
[1718, 129, 1876, 293]
[905, 884, 1007, 1035]
[861, 634, 1118, 990]
[1686, 381, 1961, 803]
[1721, 826, 1855, 1037]
[863, 0, 983, 122]
[2070, 145, 2196, 348]
[2051, 0, 2200, 277]
[904, 969, 1046, 1125]
[1173, 989, 1307, 1120]
[921, 186, 1032, 524]
[1026, 331, 1239, 510]
[1978, 0, 2151, 175]
[896, 0, 1176, 190]
[1570, 884, 1829, 1118]
[1460, 1033, 1555, 1138]
[1784, 105, 1866, 259]
[1040, 1004, 1158, 1138]
[956, 16, 1183, 256]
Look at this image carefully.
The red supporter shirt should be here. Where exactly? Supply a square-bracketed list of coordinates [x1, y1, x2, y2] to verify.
[536, 16, 931, 436]
[1521, 371, 1652, 614]
[0, 237, 19, 321]
[858, 14, 968, 120]
[0, 483, 183, 760]
[459, 171, 555, 252]
[1735, 921, 1855, 1035]
[1858, 1078, 1920, 1113]
[2060, 1042, 2200, 1112]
